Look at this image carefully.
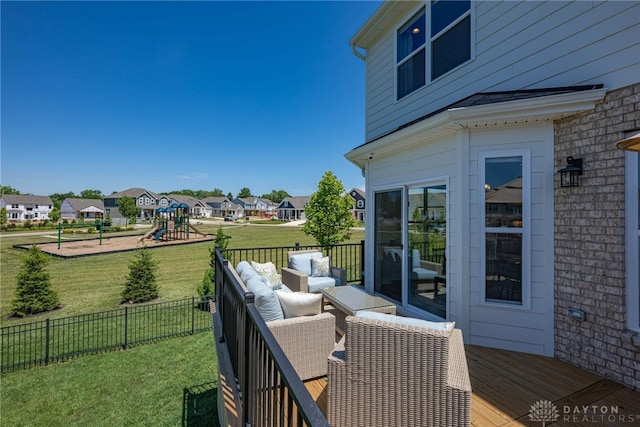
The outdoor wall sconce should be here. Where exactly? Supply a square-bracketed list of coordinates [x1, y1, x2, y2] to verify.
[558, 156, 583, 187]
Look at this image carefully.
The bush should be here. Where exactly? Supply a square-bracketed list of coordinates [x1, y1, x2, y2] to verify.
[87, 227, 96, 234]
[197, 268, 214, 298]
[23, 221, 33, 229]
[122, 248, 159, 303]
[12, 245, 60, 317]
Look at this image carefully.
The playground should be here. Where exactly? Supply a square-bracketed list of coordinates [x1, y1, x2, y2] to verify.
[28, 203, 214, 258]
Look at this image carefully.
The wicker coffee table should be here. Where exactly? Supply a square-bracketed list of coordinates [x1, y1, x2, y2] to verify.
[320, 285, 396, 335]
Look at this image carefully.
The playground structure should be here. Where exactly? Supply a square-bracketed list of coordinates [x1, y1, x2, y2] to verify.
[142, 203, 206, 242]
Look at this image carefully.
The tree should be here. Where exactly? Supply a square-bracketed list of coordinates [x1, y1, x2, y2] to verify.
[0, 185, 20, 195]
[117, 196, 140, 229]
[80, 189, 103, 199]
[12, 245, 60, 317]
[122, 248, 159, 303]
[260, 189, 291, 204]
[0, 207, 7, 228]
[302, 171, 356, 247]
[49, 191, 76, 208]
[226, 192, 233, 200]
[198, 226, 230, 298]
[210, 188, 225, 197]
[48, 206, 61, 223]
[237, 187, 252, 198]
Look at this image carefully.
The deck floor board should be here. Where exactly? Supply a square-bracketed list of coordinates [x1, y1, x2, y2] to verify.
[305, 344, 640, 426]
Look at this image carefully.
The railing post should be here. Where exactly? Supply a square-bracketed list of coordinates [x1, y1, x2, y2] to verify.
[191, 296, 195, 335]
[123, 306, 129, 350]
[45, 318, 50, 366]
[295, 242, 300, 250]
[243, 291, 255, 426]
[360, 240, 365, 286]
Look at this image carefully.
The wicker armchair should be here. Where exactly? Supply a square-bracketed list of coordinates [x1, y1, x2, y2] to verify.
[327, 313, 471, 427]
[281, 250, 347, 293]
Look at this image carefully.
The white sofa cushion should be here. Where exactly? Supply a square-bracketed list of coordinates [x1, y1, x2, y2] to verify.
[356, 310, 454, 332]
[275, 291, 323, 318]
[308, 276, 337, 292]
[289, 252, 323, 276]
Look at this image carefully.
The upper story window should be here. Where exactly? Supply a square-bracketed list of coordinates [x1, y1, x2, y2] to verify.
[397, 1, 471, 100]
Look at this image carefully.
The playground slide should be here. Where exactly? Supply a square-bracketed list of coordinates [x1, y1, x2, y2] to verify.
[140, 226, 160, 241]
[188, 223, 206, 237]
[154, 229, 167, 240]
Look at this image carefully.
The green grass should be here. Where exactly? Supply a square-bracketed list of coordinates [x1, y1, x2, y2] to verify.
[1, 224, 363, 326]
[0, 224, 363, 426]
[0, 332, 218, 427]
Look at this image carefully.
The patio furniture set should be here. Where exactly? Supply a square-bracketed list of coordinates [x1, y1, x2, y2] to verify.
[226, 249, 472, 426]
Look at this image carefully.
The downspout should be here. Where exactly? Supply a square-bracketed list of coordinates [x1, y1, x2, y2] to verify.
[351, 43, 366, 61]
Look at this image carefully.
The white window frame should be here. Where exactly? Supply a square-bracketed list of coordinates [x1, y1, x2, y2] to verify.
[395, 2, 474, 101]
[625, 151, 640, 332]
[479, 150, 531, 309]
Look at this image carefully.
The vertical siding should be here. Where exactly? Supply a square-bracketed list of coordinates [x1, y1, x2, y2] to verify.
[362, 1, 640, 141]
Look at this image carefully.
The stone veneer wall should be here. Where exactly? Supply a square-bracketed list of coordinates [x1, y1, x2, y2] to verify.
[554, 83, 640, 390]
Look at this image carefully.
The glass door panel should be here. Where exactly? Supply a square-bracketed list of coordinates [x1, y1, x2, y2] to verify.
[374, 189, 403, 302]
[407, 184, 447, 318]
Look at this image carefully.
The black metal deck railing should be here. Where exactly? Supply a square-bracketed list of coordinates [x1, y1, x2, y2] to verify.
[1, 296, 212, 373]
[221, 241, 365, 286]
[214, 248, 329, 426]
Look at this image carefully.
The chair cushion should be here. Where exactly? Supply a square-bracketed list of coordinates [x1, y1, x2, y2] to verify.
[412, 249, 421, 269]
[240, 265, 263, 284]
[289, 252, 323, 276]
[412, 267, 438, 281]
[275, 291, 322, 318]
[308, 276, 337, 292]
[356, 310, 454, 332]
[245, 277, 284, 321]
[311, 256, 330, 277]
[251, 261, 282, 289]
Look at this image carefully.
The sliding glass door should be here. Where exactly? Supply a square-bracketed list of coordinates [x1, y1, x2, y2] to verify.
[374, 189, 403, 302]
[373, 183, 447, 318]
[407, 184, 447, 318]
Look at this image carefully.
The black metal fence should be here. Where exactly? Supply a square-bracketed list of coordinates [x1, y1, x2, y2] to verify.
[215, 249, 329, 426]
[221, 241, 365, 285]
[1, 296, 213, 373]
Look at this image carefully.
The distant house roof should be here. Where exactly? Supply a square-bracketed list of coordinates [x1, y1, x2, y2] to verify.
[277, 196, 310, 210]
[1, 194, 53, 205]
[349, 188, 365, 199]
[63, 198, 105, 212]
[167, 194, 204, 208]
[106, 187, 160, 200]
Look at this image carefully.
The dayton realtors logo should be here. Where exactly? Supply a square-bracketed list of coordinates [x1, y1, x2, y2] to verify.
[529, 400, 639, 425]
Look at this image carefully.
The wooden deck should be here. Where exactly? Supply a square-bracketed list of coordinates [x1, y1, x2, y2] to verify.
[306, 345, 640, 426]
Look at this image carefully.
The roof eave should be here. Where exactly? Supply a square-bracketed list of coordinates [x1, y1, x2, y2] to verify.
[345, 87, 607, 168]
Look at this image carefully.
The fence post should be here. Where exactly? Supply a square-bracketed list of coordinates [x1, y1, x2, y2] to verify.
[45, 318, 50, 366]
[191, 296, 195, 335]
[124, 306, 129, 350]
[295, 242, 300, 250]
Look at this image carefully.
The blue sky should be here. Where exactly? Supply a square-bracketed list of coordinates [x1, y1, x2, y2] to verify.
[1, 1, 381, 198]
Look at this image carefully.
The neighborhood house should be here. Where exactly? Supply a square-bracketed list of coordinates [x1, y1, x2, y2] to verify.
[0, 194, 53, 223]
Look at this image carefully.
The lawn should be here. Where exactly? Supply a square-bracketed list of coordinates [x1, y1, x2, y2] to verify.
[1, 332, 218, 427]
[0, 223, 364, 425]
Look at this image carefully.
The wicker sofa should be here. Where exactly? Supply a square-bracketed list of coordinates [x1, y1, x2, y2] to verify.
[229, 261, 336, 380]
[327, 312, 471, 427]
[281, 250, 347, 293]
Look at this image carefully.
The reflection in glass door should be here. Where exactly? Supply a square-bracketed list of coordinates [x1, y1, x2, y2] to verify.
[374, 189, 403, 302]
[407, 184, 447, 318]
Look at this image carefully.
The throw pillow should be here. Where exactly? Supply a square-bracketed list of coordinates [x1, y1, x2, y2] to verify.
[251, 261, 282, 290]
[246, 278, 284, 321]
[275, 291, 322, 318]
[311, 256, 330, 277]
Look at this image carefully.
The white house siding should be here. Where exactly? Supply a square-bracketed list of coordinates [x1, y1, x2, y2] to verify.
[467, 124, 554, 356]
[363, 1, 640, 141]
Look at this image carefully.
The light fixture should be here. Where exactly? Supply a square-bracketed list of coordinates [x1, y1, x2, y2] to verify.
[558, 156, 583, 187]
[616, 131, 640, 152]
[412, 27, 420, 34]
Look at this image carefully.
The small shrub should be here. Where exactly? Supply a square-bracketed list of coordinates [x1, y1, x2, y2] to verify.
[12, 245, 60, 317]
[197, 268, 214, 298]
[87, 227, 96, 234]
[23, 221, 33, 229]
[122, 248, 159, 303]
